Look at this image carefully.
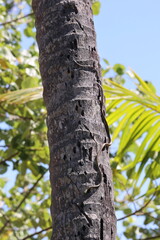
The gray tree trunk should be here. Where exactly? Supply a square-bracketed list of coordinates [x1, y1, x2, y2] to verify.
[32, 0, 116, 239]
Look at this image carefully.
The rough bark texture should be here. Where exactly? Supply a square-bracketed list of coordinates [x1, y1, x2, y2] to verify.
[32, 0, 116, 239]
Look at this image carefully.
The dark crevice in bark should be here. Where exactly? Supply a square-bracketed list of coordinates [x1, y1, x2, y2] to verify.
[81, 110, 84, 116]
[88, 147, 92, 161]
[78, 100, 82, 107]
[75, 105, 78, 111]
[77, 140, 81, 148]
[74, 202, 92, 227]
[111, 227, 114, 239]
[62, 1, 78, 15]
[103, 170, 107, 184]
[82, 146, 87, 161]
[73, 146, 77, 153]
[100, 218, 103, 240]
[70, 38, 78, 50]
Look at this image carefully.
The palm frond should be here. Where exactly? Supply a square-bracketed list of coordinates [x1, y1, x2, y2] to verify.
[0, 87, 43, 104]
[104, 70, 160, 186]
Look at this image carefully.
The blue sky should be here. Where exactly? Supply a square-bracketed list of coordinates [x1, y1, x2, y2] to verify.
[94, 0, 160, 94]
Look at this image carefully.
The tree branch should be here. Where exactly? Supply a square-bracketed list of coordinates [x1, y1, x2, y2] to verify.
[0, 13, 34, 26]
[21, 226, 52, 240]
[0, 105, 46, 121]
[117, 193, 156, 221]
[0, 105, 33, 121]
[0, 220, 9, 235]
[140, 235, 160, 240]
[0, 152, 19, 165]
[117, 179, 137, 211]
[14, 170, 48, 212]
[140, 211, 160, 221]
[0, 170, 48, 234]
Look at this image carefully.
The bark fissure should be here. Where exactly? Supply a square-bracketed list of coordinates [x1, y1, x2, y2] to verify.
[74, 202, 93, 227]
[100, 218, 103, 240]
[33, 0, 116, 239]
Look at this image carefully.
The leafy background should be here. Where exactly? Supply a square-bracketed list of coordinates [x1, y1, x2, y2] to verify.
[0, 0, 160, 239]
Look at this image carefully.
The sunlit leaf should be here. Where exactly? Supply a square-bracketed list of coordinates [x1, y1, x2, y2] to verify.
[0, 58, 9, 69]
[113, 64, 126, 75]
[0, 87, 43, 104]
[92, 1, 101, 15]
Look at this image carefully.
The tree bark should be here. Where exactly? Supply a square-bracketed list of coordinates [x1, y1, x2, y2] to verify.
[32, 0, 116, 239]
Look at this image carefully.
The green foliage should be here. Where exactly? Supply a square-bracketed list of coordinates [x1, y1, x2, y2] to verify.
[102, 60, 160, 240]
[91, 1, 101, 15]
[0, 1, 160, 240]
[0, 1, 51, 239]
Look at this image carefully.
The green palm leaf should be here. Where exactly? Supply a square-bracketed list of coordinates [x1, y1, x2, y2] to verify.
[104, 70, 160, 188]
[0, 87, 43, 104]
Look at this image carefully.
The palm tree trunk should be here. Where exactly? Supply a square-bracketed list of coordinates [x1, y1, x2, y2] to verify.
[32, 0, 116, 239]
